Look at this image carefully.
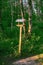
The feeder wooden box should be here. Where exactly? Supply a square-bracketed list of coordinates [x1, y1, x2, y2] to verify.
[16, 18, 25, 25]
[16, 19, 25, 22]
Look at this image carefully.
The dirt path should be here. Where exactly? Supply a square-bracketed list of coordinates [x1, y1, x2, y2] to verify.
[0, 54, 43, 65]
[13, 61, 43, 64]
[12, 54, 43, 65]
[13, 61, 42, 65]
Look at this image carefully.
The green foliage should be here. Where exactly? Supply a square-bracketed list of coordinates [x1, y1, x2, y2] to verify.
[0, 20, 43, 57]
[0, 1, 43, 65]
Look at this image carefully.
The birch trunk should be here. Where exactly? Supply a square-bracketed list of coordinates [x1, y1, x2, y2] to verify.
[28, 0, 32, 35]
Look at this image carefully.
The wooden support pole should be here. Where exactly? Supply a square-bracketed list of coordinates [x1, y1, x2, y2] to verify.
[19, 25, 22, 54]
[16, 19, 25, 54]
[17, 24, 23, 54]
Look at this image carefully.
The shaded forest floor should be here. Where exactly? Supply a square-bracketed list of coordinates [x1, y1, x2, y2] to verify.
[0, 54, 43, 65]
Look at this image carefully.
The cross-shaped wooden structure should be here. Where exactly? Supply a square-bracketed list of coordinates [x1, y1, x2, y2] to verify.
[16, 18, 25, 54]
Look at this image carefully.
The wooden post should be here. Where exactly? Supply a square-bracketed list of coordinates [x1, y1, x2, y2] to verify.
[17, 25, 23, 54]
[19, 26, 22, 54]
[16, 19, 25, 54]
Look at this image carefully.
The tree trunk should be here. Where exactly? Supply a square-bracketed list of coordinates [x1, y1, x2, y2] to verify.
[28, 0, 32, 35]
[10, 1, 14, 31]
[0, 0, 2, 32]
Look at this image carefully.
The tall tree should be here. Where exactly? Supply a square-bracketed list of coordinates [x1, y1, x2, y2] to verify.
[32, 0, 43, 21]
[21, 0, 33, 37]
[28, 0, 32, 35]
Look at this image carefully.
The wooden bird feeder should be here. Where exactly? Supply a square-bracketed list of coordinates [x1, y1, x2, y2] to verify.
[16, 18, 25, 54]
